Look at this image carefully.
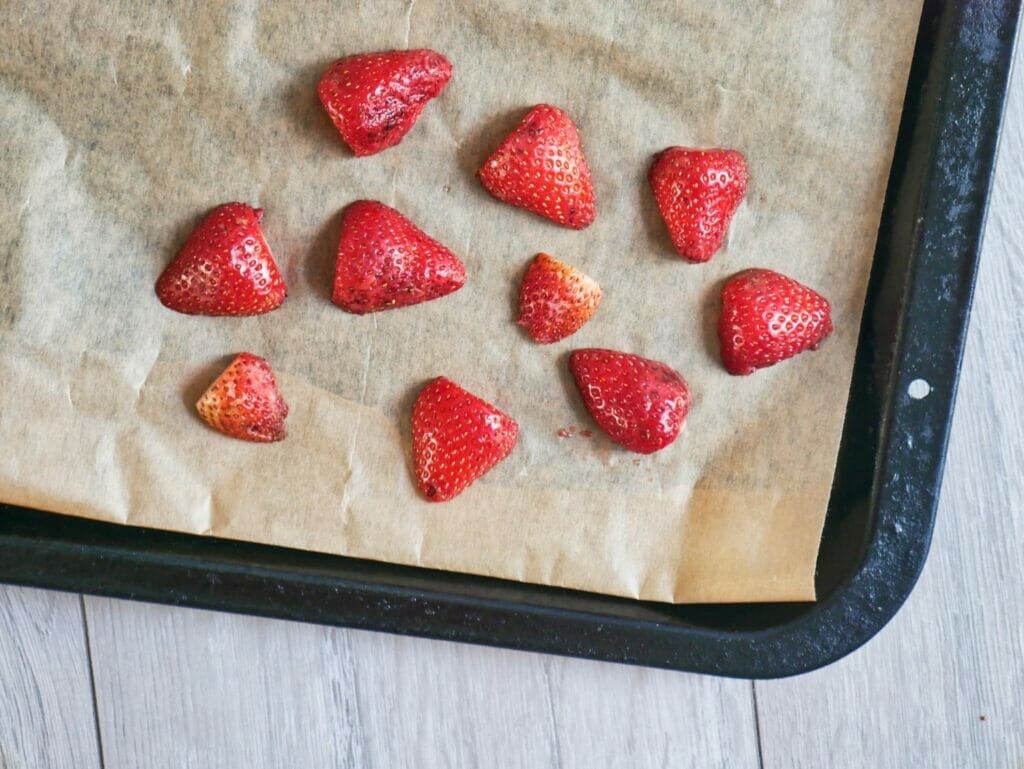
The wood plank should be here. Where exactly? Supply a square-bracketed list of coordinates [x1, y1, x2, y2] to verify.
[83, 595, 760, 769]
[0, 587, 102, 769]
[754, 45, 1024, 767]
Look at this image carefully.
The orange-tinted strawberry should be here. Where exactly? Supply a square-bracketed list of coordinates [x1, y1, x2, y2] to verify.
[477, 104, 596, 229]
[156, 203, 287, 316]
[196, 353, 289, 442]
[411, 377, 519, 502]
[719, 268, 833, 375]
[517, 253, 601, 343]
[318, 49, 452, 156]
[649, 147, 748, 262]
[569, 349, 690, 454]
[332, 200, 466, 314]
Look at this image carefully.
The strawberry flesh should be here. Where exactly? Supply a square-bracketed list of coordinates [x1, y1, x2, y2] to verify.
[318, 49, 452, 156]
[569, 349, 690, 454]
[196, 353, 289, 442]
[517, 252, 601, 343]
[156, 203, 287, 316]
[332, 200, 466, 314]
[411, 377, 519, 502]
[649, 147, 748, 262]
[719, 268, 833, 375]
[477, 104, 596, 229]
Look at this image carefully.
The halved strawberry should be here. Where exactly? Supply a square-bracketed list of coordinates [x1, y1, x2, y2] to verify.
[719, 268, 833, 375]
[477, 104, 596, 229]
[196, 353, 289, 442]
[411, 377, 519, 502]
[569, 349, 690, 454]
[318, 49, 452, 156]
[156, 203, 287, 316]
[649, 147, 748, 262]
[517, 253, 601, 343]
[332, 200, 466, 314]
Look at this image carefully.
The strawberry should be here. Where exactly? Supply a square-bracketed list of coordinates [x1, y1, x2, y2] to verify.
[477, 104, 596, 229]
[318, 49, 452, 156]
[332, 200, 466, 314]
[648, 147, 748, 262]
[719, 268, 833, 375]
[411, 377, 519, 502]
[517, 252, 601, 343]
[569, 349, 690, 454]
[156, 203, 287, 316]
[196, 353, 289, 442]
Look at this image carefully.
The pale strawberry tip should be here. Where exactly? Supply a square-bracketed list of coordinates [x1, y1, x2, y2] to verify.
[195, 352, 288, 443]
[516, 252, 601, 344]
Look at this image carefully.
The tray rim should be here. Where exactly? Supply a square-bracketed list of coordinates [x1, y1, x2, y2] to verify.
[1, 0, 1020, 678]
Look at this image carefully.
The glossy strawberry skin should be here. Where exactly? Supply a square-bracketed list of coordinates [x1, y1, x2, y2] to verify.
[517, 253, 601, 344]
[411, 377, 519, 502]
[156, 203, 287, 316]
[477, 104, 596, 229]
[719, 268, 833, 375]
[649, 147, 748, 262]
[196, 353, 289, 443]
[569, 349, 690, 454]
[332, 200, 466, 314]
[318, 49, 452, 156]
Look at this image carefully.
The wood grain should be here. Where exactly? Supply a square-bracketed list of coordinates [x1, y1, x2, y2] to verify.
[754, 46, 1024, 768]
[0, 588, 101, 769]
[82, 595, 759, 769]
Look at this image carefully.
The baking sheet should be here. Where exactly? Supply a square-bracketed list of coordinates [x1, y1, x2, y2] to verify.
[0, 0, 921, 602]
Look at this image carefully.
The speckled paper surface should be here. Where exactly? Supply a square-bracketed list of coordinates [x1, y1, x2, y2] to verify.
[0, 0, 921, 602]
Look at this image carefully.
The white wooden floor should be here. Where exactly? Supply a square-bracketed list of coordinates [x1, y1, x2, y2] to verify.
[3, 44, 1023, 769]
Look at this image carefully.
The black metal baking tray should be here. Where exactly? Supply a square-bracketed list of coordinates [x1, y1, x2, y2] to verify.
[1, 0, 1019, 678]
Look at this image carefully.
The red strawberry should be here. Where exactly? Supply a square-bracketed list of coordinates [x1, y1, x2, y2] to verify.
[318, 49, 452, 156]
[569, 349, 690, 454]
[719, 268, 833, 375]
[517, 252, 601, 343]
[477, 104, 596, 229]
[648, 147, 748, 262]
[411, 377, 519, 502]
[196, 353, 289, 442]
[156, 203, 287, 316]
[332, 200, 466, 314]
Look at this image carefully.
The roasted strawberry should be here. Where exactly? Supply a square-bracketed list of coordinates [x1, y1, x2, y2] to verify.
[411, 377, 519, 502]
[649, 147, 747, 262]
[318, 49, 452, 156]
[196, 353, 288, 442]
[477, 104, 596, 229]
[332, 200, 466, 314]
[517, 252, 601, 343]
[569, 349, 690, 454]
[719, 268, 833, 375]
[156, 203, 286, 316]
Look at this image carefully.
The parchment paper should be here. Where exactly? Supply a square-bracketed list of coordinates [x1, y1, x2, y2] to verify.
[0, 0, 921, 602]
